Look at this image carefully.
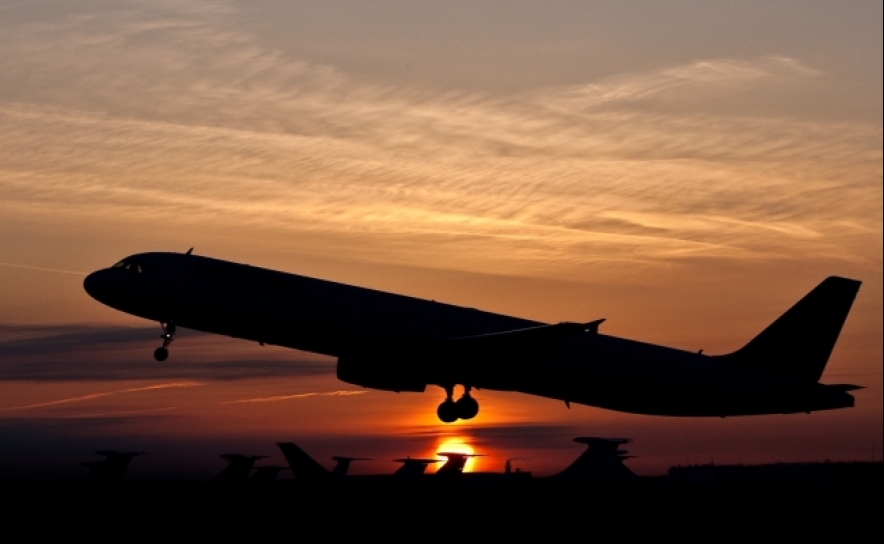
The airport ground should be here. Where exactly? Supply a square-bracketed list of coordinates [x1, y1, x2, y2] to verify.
[5, 474, 881, 536]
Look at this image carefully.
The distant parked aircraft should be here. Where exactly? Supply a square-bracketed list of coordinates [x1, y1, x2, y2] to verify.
[549, 437, 637, 482]
[276, 443, 372, 481]
[276, 438, 642, 482]
[278, 442, 440, 481]
[212, 454, 266, 482]
[81, 450, 141, 482]
[84, 251, 862, 422]
[249, 466, 289, 482]
[278, 442, 515, 481]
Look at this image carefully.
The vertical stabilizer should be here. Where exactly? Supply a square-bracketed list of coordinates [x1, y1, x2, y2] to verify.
[277, 442, 331, 480]
[552, 438, 636, 482]
[721, 276, 860, 382]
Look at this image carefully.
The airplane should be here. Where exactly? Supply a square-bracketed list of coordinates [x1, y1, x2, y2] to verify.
[249, 466, 290, 482]
[278, 442, 524, 482]
[81, 450, 142, 482]
[83, 250, 863, 422]
[212, 454, 267, 482]
[277, 439, 640, 482]
[434, 452, 488, 478]
[278, 442, 437, 480]
[276, 442, 372, 480]
[549, 437, 637, 482]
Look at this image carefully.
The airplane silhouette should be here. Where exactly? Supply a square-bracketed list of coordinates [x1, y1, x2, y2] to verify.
[249, 466, 289, 482]
[81, 450, 142, 482]
[276, 443, 373, 481]
[549, 437, 637, 482]
[276, 439, 642, 482]
[84, 251, 862, 422]
[278, 442, 500, 481]
[212, 454, 267, 482]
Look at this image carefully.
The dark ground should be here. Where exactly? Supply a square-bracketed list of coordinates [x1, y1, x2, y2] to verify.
[5, 476, 881, 537]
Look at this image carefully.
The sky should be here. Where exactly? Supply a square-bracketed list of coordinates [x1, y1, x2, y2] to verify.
[0, 0, 881, 480]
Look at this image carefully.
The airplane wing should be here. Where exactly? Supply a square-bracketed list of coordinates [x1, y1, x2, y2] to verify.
[446, 319, 604, 344]
[430, 319, 605, 361]
[337, 319, 605, 392]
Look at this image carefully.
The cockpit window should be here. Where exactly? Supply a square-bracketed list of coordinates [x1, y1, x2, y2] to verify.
[112, 260, 143, 273]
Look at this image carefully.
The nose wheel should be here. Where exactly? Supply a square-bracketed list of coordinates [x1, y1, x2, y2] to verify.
[436, 385, 480, 423]
[153, 321, 176, 361]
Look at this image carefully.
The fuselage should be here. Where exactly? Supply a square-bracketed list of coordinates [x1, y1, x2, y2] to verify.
[83, 252, 855, 417]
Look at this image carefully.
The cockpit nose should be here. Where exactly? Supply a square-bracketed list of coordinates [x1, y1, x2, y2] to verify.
[83, 269, 111, 302]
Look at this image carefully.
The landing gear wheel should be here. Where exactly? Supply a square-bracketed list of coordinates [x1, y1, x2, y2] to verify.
[154, 320, 175, 361]
[437, 400, 459, 423]
[456, 396, 479, 420]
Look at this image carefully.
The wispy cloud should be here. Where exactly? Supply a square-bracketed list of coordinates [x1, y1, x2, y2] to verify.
[0, 382, 202, 412]
[0, 324, 335, 382]
[0, 0, 879, 284]
[219, 390, 366, 405]
[0, 262, 87, 276]
[57, 406, 178, 419]
[536, 56, 824, 110]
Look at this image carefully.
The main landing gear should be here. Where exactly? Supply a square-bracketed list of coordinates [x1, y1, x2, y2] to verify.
[153, 321, 176, 362]
[436, 385, 480, 424]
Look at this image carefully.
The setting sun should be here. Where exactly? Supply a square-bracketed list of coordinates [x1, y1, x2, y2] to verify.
[0, 0, 879, 484]
[435, 439, 478, 473]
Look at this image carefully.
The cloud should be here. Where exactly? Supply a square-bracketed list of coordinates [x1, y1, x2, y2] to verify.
[407, 422, 583, 450]
[0, 382, 201, 412]
[0, 0, 879, 286]
[219, 390, 366, 405]
[56, 406, 179, 419]
[0, 262, 87, 276]
[0, 324, 336, 382]
[535, 56, 824, 111]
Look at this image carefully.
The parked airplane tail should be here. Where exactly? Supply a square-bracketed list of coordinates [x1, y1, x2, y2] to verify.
[277, 442, 331, 480]
[551, 437, 637, 482]
[721, 276, 861, 382]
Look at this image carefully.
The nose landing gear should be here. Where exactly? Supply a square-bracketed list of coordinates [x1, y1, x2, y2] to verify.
[436, 385, 480, 423]
[153, 321, 176, 361]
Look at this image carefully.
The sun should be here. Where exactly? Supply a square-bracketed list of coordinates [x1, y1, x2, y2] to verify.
[435, 438, 477, 472]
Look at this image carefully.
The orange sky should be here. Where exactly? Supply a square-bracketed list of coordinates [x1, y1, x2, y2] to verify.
[0, 0, 881, 480]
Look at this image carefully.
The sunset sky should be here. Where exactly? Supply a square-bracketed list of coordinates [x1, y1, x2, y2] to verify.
[0, 0, 881, 480]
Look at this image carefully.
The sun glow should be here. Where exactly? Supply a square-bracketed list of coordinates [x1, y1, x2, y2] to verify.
[435, 438, 477, 473]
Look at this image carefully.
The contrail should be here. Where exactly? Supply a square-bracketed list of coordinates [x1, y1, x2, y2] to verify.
[0, 261, 87, 276]
[58, 406, 179, 419]
[220, 390, 366, 405]
[0, 382, 202, 411]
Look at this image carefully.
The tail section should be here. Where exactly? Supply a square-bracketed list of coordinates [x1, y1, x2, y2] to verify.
[213, 454, 266, 482]
[721, 276, 860, 382]
[330, 456, 371, 477]
[83, 451, 141, 482]
[551, 438, 637, 482]
[276, 442, 331, 480]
